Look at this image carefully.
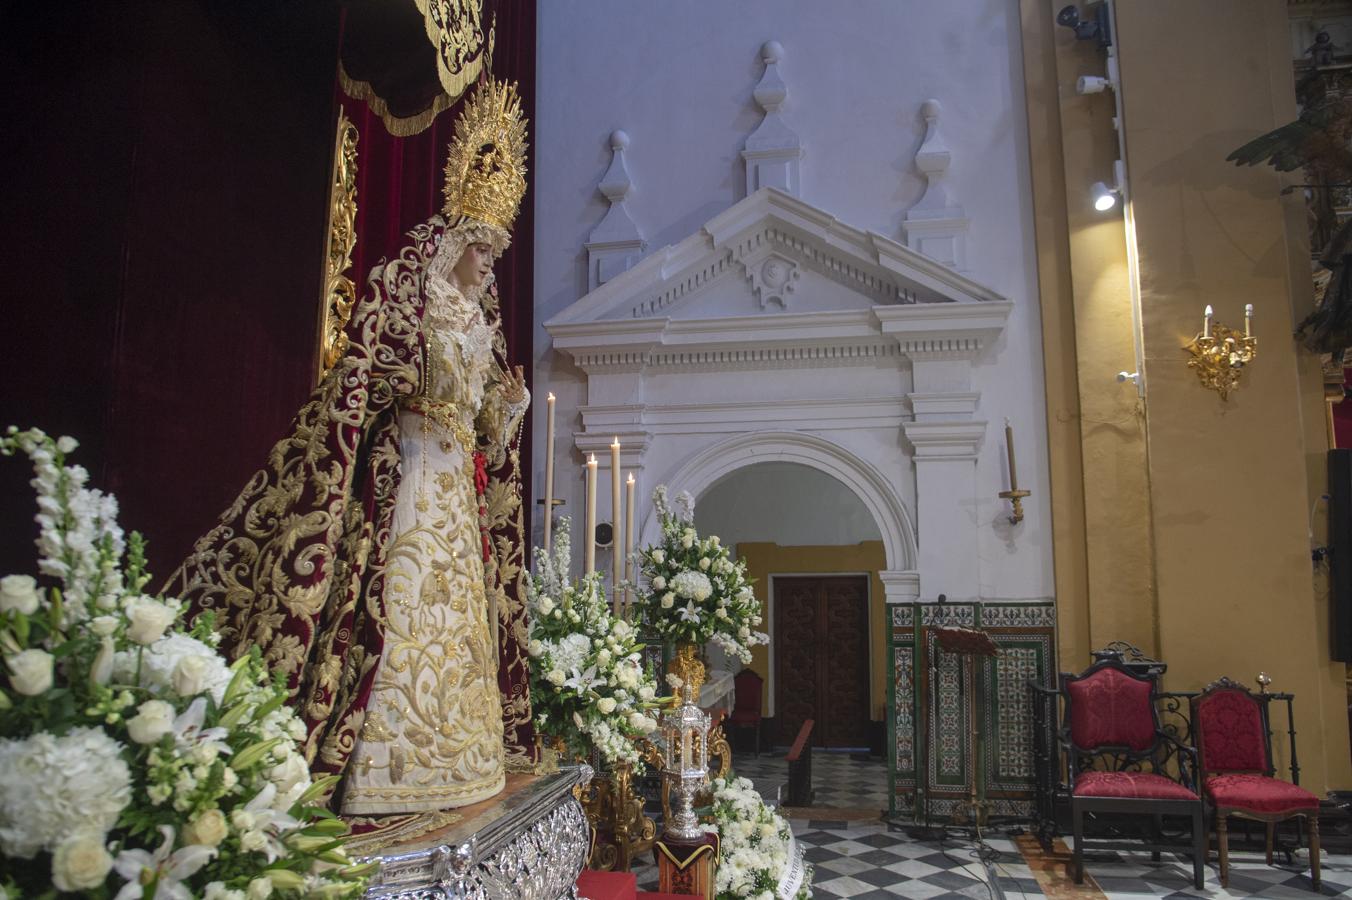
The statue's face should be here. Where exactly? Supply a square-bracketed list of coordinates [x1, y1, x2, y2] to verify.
[453, 242, 494, 289]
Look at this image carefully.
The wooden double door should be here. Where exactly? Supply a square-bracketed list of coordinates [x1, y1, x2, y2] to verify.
[773, 575, 871, 749]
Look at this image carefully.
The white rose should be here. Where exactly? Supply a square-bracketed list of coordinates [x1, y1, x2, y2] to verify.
[527, 639, 544, 657]
[7, 648, 53, 695]
[230, 809, 256, 831]
[660, 592, 675, 609]
[651, 575, 666, 590]
[126, 699, 175, 744]
[246, 876, 273, 898]
[90, 636, 115, 686]
[739, 626, 751, 639]
[51, 832, 113, 891]
[240, 829, 268, 853]
[269, 752, 310, 795]
[650, 549, 665, 564]
[681, 535, 694, 549]
[171, 654, 211, 696]
[638, 685, 655, 701]
[699, 557, 711, 571]
[627, 711, 646, 730]
[597, 697, 616, 715]
[596, 649, 612, 666]
[538, 596, 554, 615]
[124, 597, 177, 645]
[90, 615, 119, 637]
[0, 575, 40, 615]
[205, 883, 246, 900]
[183, 809, 229, 848]
[547, 669, 566, 686]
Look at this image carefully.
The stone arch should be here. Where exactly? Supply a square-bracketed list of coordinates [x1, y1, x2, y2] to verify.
[643, 431, 917, 572]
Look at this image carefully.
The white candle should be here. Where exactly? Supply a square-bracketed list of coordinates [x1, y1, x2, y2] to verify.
[543, 393, 556, 554]
[625, 473, 636, 617]
[1203, 304, 1213, 339]
[1245, 303, 1254, 338]
[1004, 419, 1018, 490]
[585, 454, 597, 575]
[610, 437, 622, 613]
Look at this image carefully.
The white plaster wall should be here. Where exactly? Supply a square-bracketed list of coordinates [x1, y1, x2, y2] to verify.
[532, 0, 1053, 603]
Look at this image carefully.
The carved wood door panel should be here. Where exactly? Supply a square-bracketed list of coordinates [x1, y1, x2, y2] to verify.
[773, 575, 870, 748]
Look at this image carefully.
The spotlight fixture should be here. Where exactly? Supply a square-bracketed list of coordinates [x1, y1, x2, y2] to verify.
[1076, 75, 1112, 95]
[1091, 181, 1117, 211]
[1056, 4, 1112, 48]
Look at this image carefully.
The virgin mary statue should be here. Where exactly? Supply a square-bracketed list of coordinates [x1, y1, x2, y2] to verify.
[166, 78, 534, 816]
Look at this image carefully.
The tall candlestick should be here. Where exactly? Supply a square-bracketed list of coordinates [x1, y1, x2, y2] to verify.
[1004, 419, 1019, 490]
[543, 393, 556, 554]
[1244, 303, 1253, 338]
[1203, 304, 1213, 339]
[610, 437, 623, 613]
[585, 454, 597, 575]
[625, 473, 636, 617]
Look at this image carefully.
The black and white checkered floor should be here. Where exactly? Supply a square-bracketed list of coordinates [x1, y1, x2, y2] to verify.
[628, 751, 1352, 898]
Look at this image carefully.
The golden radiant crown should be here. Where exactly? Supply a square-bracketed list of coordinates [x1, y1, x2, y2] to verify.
[442, 77, 528, 232]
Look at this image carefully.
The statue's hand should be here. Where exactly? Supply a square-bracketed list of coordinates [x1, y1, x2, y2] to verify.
[501, 364, 528, 405]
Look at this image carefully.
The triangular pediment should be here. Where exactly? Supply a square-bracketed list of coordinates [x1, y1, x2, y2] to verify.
[546, 187, 1012, 370]
[547, 187, 1005, 328]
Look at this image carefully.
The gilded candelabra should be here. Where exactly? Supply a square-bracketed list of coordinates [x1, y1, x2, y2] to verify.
[1184, 305, 1257, 401]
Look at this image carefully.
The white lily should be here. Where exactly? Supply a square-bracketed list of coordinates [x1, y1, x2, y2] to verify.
[113, 825, 216, 900]
[562, 665, 604, 695]
[677, 601, 702, 623]
[238, 783, 302, 862]
[172, 697, 232, 757]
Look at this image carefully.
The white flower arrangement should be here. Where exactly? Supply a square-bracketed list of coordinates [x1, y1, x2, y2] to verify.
[526, 519, 663, 768]
[0, 427, 370, 899]
[635, 486, 768, 663]
[706, 775, 812, 900]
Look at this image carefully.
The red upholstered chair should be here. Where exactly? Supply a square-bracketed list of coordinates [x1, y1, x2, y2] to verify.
[1061, 657, 1205, 889]
[1191, 677, 1320, 891]
[728, 668, 764, 757]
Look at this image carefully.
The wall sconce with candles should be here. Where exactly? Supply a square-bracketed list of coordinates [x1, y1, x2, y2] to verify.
[1184, 304, 1257, 401]
[998, 419, 1031, 524]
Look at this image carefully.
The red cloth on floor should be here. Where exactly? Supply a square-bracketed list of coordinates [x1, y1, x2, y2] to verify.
[576, 870, 635, 900]
[637, 893, 689, 900]
[1072, 771, 1197, 800]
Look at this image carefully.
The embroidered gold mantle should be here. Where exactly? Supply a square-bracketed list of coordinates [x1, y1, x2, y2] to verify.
[166, 216, 533, 815]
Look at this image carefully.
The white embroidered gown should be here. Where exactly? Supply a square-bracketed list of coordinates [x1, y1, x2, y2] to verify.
[341, 261, 526, 815]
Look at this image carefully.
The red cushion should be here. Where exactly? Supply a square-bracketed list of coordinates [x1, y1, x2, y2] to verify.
[728, 709, 761, 726]
[577, 870, 635, 900]
[1073, 771, 1198, 801]
[1195, 689, 1269, 773]
[1206, 774, 1319, 816]
[1067, 667, 1156, 751]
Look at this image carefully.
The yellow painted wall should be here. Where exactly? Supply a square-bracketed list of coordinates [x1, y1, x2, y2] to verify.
[737, 541, 887, 721]
[1115, 0, 1350, 792]
[1020, 0, 1352, 791]
[1018, 0, 1157, 674]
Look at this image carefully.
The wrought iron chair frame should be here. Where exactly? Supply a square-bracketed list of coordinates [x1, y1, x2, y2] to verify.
[1059, 657, 1206, 889]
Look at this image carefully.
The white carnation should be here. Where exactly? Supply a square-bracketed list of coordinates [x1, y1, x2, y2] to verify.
[0, 728, 131, 858]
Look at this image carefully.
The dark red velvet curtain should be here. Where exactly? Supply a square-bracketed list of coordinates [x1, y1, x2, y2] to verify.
[0, 0, 534, 580]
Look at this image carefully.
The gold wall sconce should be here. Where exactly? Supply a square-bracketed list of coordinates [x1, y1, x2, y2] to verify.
[1184, 304, 1257, 401]
[998, 419, 1031, 524]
